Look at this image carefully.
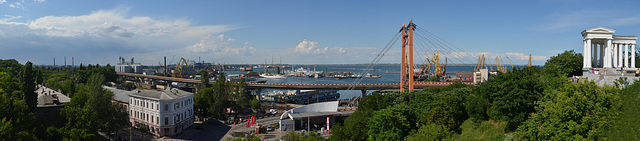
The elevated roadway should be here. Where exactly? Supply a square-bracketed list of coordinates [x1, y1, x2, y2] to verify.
[117, 72, 473, 91]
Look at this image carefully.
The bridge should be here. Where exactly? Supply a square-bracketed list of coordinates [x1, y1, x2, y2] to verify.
[117, 20, 480, 96]
[117, 72, 474, 95]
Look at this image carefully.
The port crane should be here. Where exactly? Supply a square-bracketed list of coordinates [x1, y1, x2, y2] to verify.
[172, 57, 191, 78]
[475, 54, 487, 72]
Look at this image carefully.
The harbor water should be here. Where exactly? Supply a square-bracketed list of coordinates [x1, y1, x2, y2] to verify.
[222, 64, 509, 99]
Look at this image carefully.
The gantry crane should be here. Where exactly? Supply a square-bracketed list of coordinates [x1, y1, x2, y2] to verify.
[172, 57, 191, 78]
[506, 56, 514, 68]
[495, 56, 508, 73]
[475, 54, 487, 72]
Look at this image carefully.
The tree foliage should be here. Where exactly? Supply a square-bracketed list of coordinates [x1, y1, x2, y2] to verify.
[406, 123, 452, 141]
[604, 80, 640, 140]
[194, 73, 248, 119]
[20, 61, 37, 112]
[367, 104, 417, 141]
[543, 50, 583, 78]
[517, 81, 620, 140]
[60, 74, 128, 140]
[470, 67, 544, 129]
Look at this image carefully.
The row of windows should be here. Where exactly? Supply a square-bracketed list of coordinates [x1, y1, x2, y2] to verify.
[174, 109, 193, 123]
[132, 98, 159, 111]
[131, 110, 160, 125]
[174, 98, 193, 110]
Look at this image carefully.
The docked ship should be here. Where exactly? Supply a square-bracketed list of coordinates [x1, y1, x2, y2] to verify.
[226, 74, 267, 83]
[259, 73, 287, 79]
[284, 67, 324, 77]
[261, 89, 340, 104]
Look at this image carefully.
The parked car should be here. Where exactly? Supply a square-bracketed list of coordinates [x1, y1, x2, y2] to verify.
[267, 125, 273, 131]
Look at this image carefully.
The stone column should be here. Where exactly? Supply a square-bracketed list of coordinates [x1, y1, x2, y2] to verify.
[618, 44, 623, 67]
[600, 44, 604, 68]
[606, 39, 612, 68]
[586, 39, 593, 68]
[632, 44, 636, 68]
[613, 44, 620, 68]
[589, 44, 598, 67]
[625, 44, 629, 67]
[583, 39, 588, 68]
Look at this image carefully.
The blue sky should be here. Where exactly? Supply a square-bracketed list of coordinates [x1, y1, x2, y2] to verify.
[3, 0, 640, 66]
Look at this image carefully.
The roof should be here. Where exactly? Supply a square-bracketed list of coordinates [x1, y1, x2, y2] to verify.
[280, 101, 339, 120]
[35, 85, 71, 106]
[582, 27, 616, 35]
[128, 88, 193, 101]
[103, 86, 134, 103]
[287, 112, 341, 119]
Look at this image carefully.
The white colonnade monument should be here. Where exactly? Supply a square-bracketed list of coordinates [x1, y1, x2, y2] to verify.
[582, 27, 638, 70]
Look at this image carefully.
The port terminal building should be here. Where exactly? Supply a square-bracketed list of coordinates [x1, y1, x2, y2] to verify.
[279, 101, 352, 132]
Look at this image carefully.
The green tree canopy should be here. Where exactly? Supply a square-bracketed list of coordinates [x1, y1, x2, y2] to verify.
[367, 104, 417, 141]
[517, 81, 620, 140]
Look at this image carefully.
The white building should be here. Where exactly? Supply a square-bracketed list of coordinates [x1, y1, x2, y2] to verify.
[128, 88, 194, 137]
[582, 27, 638, 70]
[115, 56, 143, 74]
[279, 101, 353, 131]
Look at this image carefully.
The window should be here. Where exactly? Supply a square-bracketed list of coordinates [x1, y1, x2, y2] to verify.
[164, 104, 168, 111]
[156, 104, 159, 110]
[157, 117, 159, 124]
[164, 117, 168, 125]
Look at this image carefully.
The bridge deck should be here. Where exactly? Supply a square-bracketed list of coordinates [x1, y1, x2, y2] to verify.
[117, 72, 474, 90]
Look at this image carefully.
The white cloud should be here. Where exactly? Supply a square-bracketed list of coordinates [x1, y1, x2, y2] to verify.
[504, 52, 547, 61]
[9, 2, 22, 8]
[185, 34, 255, 57]
[295, 39, 321, 54]
[0, 7, 240, 65]
[0, 15, 21, 22]
[0, 0, 6, 5]
[14, 7, 236, 39]
[34, 0, 45, 3]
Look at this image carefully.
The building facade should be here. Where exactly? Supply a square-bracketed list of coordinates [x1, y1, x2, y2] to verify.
[128, 88, 194, 137]
[582, 27, 638, 69]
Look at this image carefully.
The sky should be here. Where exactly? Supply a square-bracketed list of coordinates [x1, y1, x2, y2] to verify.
[3, 0, 640, 66]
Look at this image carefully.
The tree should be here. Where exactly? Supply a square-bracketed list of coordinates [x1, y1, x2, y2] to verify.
[194, 87, 213, 119]
[411, 87, 470, 132]
[367, 104, 417, 141]
[60, 74, 128, 140]
[517, 81, 620, 140]
[607, 80, 640, 140]
[249, 98, 261, 110]
[543, 50, 583, 78]
[329, 109, 374, 141]
[472, 67, 544, 130]
[197, 70, 210, 91]
[20, 61, 36, 112]
[406, 123, 452, 141]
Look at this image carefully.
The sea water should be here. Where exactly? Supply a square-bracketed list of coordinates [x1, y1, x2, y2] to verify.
[223, 64, 517, 99]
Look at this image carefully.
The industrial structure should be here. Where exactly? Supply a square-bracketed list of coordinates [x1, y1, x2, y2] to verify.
[115, 56, 143, 74]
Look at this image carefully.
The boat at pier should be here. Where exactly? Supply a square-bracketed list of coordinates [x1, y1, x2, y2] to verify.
[259, 73, 286, 79]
